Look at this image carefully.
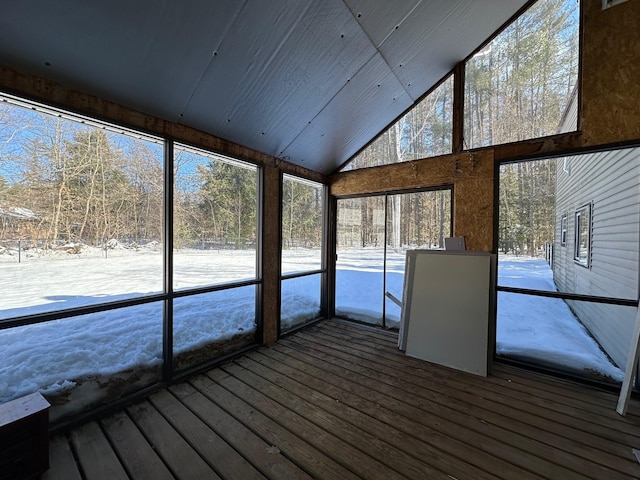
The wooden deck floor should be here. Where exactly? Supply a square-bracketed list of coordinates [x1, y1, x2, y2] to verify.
[42, 319, 640, 480]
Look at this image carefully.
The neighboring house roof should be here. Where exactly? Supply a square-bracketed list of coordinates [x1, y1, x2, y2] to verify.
[557, 85, 579, 134]
[0, 206, 38, 221]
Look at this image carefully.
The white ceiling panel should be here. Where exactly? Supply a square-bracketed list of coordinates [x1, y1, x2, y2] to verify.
[0, 0, 531, 174]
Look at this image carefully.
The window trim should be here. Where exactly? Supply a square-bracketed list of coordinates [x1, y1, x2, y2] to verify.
[560, 214, 568, 246]
[574, 203, 592, 268]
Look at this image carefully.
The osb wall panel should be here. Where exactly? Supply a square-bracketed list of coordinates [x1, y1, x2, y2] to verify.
[330, 151, 494, 252]
[492, 132, 582, 162]
[262, 166, 281, 345]
[454, 175, 494, 253]
[0, 65, 326, 184]
[582, 0, 640, 146]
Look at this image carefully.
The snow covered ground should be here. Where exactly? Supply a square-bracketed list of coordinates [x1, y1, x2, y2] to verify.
[496, 256, 624, 382]
[0, 246, 623, 419]
[335, 249, 624, 382]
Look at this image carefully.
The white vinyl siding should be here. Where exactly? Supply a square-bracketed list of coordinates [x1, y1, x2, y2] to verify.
[554, 147, 640, 367]
[557, 87, 579, 134]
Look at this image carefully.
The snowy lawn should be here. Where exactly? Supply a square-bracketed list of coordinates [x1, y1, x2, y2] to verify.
[497, 256, 623, 382]
[336, 249, 624, 382]
[0, 244, 260, 413]
[0, 247, 623, 419]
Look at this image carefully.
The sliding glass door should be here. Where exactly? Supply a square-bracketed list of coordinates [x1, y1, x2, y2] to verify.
[384, 190, 452, 327]
[280, 174, 326, 334]
[335, 188, 452, 328]
[335, 196, 386, 325]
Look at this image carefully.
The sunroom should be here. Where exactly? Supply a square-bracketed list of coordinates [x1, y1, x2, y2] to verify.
[1, 0, 640, 478]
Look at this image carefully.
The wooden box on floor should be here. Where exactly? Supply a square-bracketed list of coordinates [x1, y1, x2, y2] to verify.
[0, 392, 50, 480]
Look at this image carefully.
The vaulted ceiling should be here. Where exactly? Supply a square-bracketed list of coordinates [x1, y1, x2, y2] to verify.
[0, 0, 529, 174]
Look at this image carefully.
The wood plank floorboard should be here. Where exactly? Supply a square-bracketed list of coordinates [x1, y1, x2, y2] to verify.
[208, 367, 405, 480]
[44, 319, 640, 480]
[239, 350, 503, 480]
[331, 319, 640, 416]
[308, 326, 640, 466]
[41, 434, 82, 480]
[148, 388, 267, 480]
[127, 399, 224, 480]
[263, 341, 633, 477]
[70, 421, 129, 480]
[100, 410, 175, 480]
[318, 322, 640, 442]
[170, 381, 312, 480]
[189, 372, 360, 480]
[282, 336, 609, 479]
[220, 358, 450, 480]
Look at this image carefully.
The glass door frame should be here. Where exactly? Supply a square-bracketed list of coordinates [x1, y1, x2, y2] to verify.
[331, 186, 454, 328]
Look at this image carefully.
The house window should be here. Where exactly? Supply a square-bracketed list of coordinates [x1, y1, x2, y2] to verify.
[560, 214, 568, 246]
[574, 204, 592, 267]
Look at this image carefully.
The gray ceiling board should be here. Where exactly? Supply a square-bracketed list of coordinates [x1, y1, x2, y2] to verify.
[180, 0, 316, 152]
[280, 53, 411, 173]
[183, 0, 378, 161]
[0, 0, 532, 174]
[342, 0, 423, 47]
[380, 0, 530, 101]
[257, 0, 380, 158]
[0, 0, 244, 122]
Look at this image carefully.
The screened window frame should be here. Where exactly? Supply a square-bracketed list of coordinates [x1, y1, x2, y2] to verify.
[0, 93, 265, 425]
[496, 153, 638, 390]
[172, 141, 261, 291]
[338, 73, 454, 172]
[462, 0, 581, 149]
[279, 173, 328, 336]
[337, 0, 582, 176]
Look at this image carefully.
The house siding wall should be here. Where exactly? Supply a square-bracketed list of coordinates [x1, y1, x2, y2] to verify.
[554, 147, 640, 368]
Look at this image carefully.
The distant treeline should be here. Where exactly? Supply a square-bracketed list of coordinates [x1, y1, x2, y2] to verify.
[0, 107, 322, 250]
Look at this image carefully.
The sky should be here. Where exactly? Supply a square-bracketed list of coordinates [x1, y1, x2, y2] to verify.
[0, 245, 624, 420]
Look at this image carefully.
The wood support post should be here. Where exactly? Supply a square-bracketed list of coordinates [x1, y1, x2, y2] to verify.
[452, 62, 465, 154]
[262, 165, 281, 344]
